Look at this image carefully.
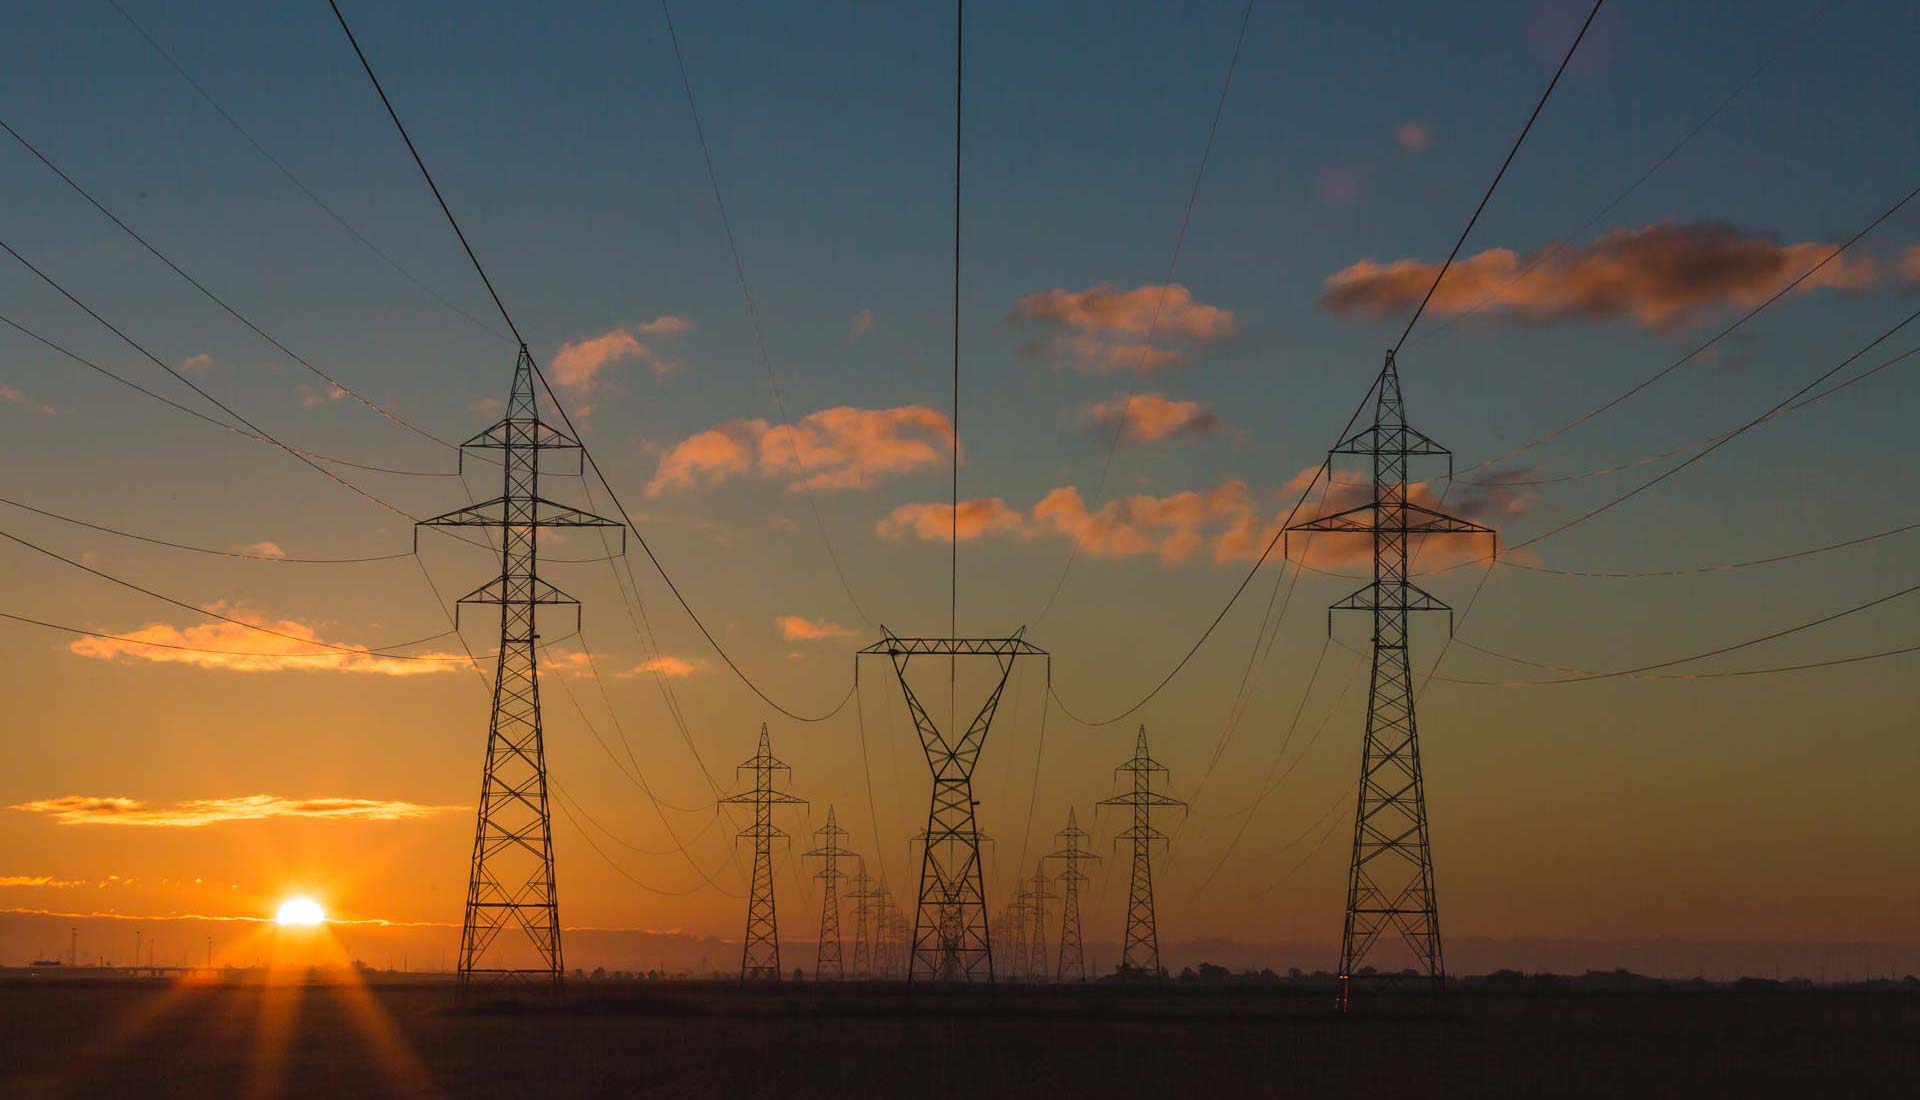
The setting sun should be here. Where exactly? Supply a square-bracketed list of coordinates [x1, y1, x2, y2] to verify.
[274, 897, 325, 927]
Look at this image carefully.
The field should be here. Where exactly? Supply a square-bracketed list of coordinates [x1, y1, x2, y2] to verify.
[3, 977, 1915, 1099]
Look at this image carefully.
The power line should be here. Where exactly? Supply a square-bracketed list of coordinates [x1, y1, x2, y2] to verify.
[1458, 177, 1920, 476]
[99, 0, 509, 343]
[1446, 637, 1920, 685]
[0, 310, 453, 478]
[0, 494, 409, 564]
[0, 113, 459, 453]
[1390, 0, 1606, 353]
[1512, 301, 1920, 551]
[325, 0, 855, 723]
[0, 524, 457, 658]
[654, 0, 873, 628]
[1031, 0, 1256, 626]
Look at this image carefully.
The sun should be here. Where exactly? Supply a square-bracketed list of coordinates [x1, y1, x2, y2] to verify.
[274, 897, 326, 926]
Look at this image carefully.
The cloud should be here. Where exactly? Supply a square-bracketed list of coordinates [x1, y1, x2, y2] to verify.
[540, 651, 592, 676]
[240, 541, 286, 559]
[1901, 244, 1920, 283]
[776, 616, 858, 642]
[0, 875, 83, 888]
[1032, 482, 1253, 565]
[297, 383, 348, 408]
[67, 606, 460, 676]
[1085, 392, 1221, 444]
[1395, 122, 1432, 150]
[551, 317, 692, 394]
[1010, 284, 1237, 373]
[10, 795, 461, 829]
[619, 656, 696, 678]
[469, 397, 506, 416]
[876, 498, 1028, 543]
[879, 471, 1534, 571]
[1320, 167, 1360, 208]
[0, 383, 56, 415]
[177, 353, 214, 374]
[1323, 222, 1884, 329]
[849, 308, 874, 339]
[647, 405, 955, 496]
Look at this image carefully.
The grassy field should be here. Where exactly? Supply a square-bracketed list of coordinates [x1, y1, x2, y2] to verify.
[3, 977, 1915, 1098]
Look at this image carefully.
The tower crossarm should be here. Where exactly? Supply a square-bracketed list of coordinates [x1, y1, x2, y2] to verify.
[416, 496, 625, 536]
[1286, 502, 1491, 540]
[1332, 421, 1452, 463]
[460, 416, 581, 452]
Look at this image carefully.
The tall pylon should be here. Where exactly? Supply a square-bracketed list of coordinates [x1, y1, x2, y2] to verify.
[873, 881, 900, 978]
[1025, 863, 1054, 983]
[802, 806, 854, 981]
[718, 724, 806, 981]
[1098, 725, 1186, 979]
[418, 347, 622, 995]
[1287, 350, 1494, 1010]
[1045, 809, 1098, 983]
[860, 630, 1047, 983]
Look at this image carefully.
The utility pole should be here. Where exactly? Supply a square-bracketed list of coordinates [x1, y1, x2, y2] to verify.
[802, 806, 854, 981]
[860, 630, 1046, 982]
[418, 347, 622, 996]
[1287, 350, 1494, 1010]
[1026, 863, 1055, 983]
[1045, 809, 1098, 982]
[719, 724, 806, 981]
[1098, 725, 1186, 979]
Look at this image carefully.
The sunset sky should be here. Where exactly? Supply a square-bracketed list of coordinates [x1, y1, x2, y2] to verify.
[3, 0, 1919, 970]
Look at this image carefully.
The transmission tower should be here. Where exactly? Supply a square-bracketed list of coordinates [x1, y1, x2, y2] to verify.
[418, 347, 622, 995]
[846, 864, 876, 979]
[718, 724, 806, 981]
[1286, 350, 1494, 1010]
[1045, 809, 1098, 982]
[802, 806, 854, 981]
[1002, 888, 1029, 982]
[1098, 725, 1185, 979]
[873, 881, 900, 978]
[1025, 863, 1054, 983]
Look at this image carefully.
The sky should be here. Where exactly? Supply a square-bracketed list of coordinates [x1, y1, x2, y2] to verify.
[2, 0, 1919, 973]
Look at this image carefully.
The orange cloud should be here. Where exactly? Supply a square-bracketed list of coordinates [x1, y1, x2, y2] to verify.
[1085, 392, 1220, 443]
[876, 499, 1027, 543]
[647, 405, 955, 496]
[776, 616, 858, 642]
[241, 541, 287, 559]
[1, 383, 57, 415]
[1324, 222, 1883, 329]
[1902, 244, 1920, 283]
[1395, 122, 1432, 150]
[551, 316, 692, 393]
[617, 656, 697, 678]
[849, 308, 874, 339]
[1033, 482, 1252, 565]
[67, 608, 459, 676]
[0, 875, 83, 888]
[11, 795, 461, 828]
[1010, 283, 1237, 372]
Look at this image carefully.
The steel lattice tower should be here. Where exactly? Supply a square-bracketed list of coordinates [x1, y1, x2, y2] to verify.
[1287, 351, 1494, 1010]
[1025, 863, 1054, 983]
[1098, 725, 1186, 979]
[1045, 809, 1098, 983]
[861, 631, 1046, 983]
[874, 882, 900, 978]
[719, 724, 806, 981]
[846, 865, 876, 979]
[802, 806, 854, 981]
[418, 347, 622, 995]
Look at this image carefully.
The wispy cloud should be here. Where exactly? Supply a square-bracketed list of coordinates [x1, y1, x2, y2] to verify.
[177, 353, 214, 374]
[240, 541, 287, 559]
[1085, 392, 1221, 444]
[775, 615, 858, 642]
[0, 875, 84, 888]
[849, 308, 874, 339]
[648, 405, 955, 496]
[1010, 283, 1237, 373]
[617, 656, 697, 678]
[11, 795, 462, 829]
[1324, 222, 1884, 329]
[1394, 121, 1432, 150]
[297, 383, 348, 408]
[67, 605, 460, 676]
[0, 383, 57, 415]
[551, 317, 692, 394]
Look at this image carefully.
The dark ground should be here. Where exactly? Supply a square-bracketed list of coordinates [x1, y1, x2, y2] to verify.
[3, 977, 1915, 1099]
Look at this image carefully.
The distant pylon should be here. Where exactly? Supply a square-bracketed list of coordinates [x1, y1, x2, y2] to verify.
[1025, 863, 1054, 982]
[1098, 725, 1186, 979]
[803, 806, 854, 981]
[1045, 809, 1098, 982]
[419, 347, 622, 996]
[718, 724, 807, 981]
[1286, 350, 1494, 1011]
[873, 881, 900, 978]
[846, 865, 876, 979]
[860, 630, 1047, 982]
[1002, 888, 1028, 981]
